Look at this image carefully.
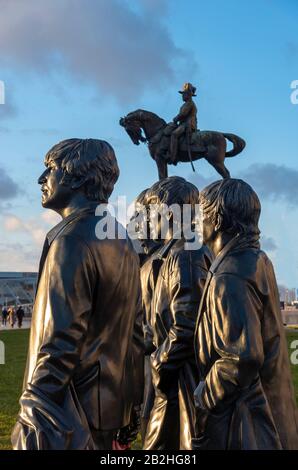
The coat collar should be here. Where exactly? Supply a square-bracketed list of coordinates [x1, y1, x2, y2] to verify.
[156, 235, 186, 260]
[209, 232, 260, 275]
[46, 202, 99, 245]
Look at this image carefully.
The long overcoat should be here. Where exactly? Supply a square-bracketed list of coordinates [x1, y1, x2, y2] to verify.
[144, 238, 212, 450]
[194, 234, 298, 450]
[12, 204, 144, 450]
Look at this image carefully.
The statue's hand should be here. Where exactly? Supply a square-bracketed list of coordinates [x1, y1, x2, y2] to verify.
[114, 405, 141, 446]
[194, 380, 206, 410]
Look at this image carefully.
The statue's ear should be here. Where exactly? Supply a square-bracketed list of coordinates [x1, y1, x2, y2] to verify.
[70, 175, 88, 190]
[214, 213, 223, 232]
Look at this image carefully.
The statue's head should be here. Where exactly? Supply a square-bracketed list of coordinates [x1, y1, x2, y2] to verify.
[199, 178, 261, 247]
[38, 138, 119, 213]
[145, 176, 199, 241]
[178, 82, 196, 102]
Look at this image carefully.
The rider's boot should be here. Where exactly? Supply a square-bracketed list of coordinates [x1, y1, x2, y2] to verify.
[169, 136, 178, 164]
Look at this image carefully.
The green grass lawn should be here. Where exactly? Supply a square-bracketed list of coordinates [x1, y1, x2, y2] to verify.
[0, 329, 30, 450]
[0, 328, 297, 450]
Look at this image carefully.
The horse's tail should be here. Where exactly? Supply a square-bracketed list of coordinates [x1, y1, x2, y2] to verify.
[223, 133, 246, 157]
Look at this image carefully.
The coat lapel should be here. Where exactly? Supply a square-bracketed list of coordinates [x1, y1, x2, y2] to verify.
[194, 270, 213, 346]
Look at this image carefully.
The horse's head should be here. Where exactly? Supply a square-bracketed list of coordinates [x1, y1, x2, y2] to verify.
[120, 109, 166, 146]
[119, 110, 147, 145]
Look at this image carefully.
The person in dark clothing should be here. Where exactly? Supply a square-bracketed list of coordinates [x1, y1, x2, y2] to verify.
[1, 307, 8, 326]
[16, 306, 25, 328]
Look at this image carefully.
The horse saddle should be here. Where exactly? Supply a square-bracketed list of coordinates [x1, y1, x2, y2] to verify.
[150, 124, 206, 154]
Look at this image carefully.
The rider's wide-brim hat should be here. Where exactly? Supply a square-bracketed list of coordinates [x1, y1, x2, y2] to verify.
[178, 82, 197, 96]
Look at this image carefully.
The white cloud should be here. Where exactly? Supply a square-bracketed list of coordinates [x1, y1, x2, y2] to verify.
[240, 164, 298, 206]
[0, 209, 61, 271]
[4, 215, 23, 231]
[2, 209, 60, 247]
[0, 242, 39, 271]
[41, 210, 61, 225]
[0, 0, 195, 103]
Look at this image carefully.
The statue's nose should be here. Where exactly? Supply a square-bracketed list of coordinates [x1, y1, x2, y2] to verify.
[38, 169, 47, 185]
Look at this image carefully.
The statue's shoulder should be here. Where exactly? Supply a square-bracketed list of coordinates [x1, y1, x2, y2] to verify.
[213, 247, 269, 285]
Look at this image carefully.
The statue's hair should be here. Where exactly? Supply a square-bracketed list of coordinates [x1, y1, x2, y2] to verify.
[135, 188, 149, 205]
[45, 138, 119, 202]
[146, 176, 199, 207]
[199, 178, 261, 237]
[130, 188, 149, 223]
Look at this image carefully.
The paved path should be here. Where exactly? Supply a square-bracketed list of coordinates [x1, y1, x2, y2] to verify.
[0, 318, 31, 331]
[1, 313, 297, 330]
[282, 310, 298, 326]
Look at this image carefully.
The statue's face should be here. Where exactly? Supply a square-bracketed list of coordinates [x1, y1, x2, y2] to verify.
[148, 204, 172, 241]
[130, 203, 148, 242]
[38, 158, 72, 211]
[202, 210, 216, 247]
[137, 206, 150, 242]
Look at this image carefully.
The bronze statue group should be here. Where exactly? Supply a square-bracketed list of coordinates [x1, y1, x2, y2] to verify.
[11, 136, 298, 450]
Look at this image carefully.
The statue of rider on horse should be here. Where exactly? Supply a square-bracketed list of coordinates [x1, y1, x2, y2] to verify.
[120, 83, 246, 180]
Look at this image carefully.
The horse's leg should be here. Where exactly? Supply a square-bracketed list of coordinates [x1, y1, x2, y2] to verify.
[155, 154, 168, 180]
[205, 144, 230, 179]
[212, 161, 230, 179]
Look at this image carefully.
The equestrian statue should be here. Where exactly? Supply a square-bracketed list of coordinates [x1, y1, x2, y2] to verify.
[120, 83, 246, 180]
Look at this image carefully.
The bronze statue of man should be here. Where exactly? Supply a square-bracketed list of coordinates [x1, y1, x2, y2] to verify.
[143, 176, 213, 450]
[170, 82, 198, 163]
[11, 138, 144, 450]
[130, 188, 164, 443]
[193, 178, 298, 450]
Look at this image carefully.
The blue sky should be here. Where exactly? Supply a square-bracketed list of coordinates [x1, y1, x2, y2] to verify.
[0, 0, 297, 287]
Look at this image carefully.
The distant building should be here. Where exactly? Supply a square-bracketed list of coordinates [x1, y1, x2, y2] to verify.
[0, 272, 37, 311]
[278, 285, 297, 305]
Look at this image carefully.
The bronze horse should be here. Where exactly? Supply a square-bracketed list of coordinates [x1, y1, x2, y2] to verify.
[120, 109, 246, 180]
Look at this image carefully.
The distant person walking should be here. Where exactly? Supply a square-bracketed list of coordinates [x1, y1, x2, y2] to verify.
[1, 307, 8, 326]
[8, 307, 15, 328]
[16, 306, 25, 329]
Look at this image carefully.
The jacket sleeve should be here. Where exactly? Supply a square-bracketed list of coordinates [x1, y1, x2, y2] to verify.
[199, 274, 264, 411]
[24, 234, 96, 403]
[152, 252, 204, 378]
[131, 281, 145, 406]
